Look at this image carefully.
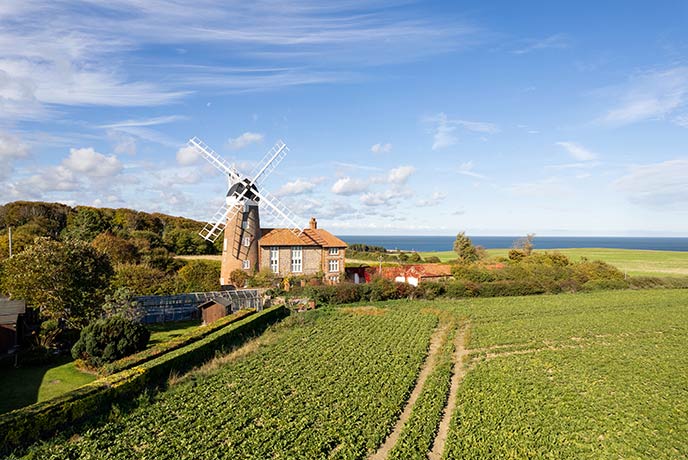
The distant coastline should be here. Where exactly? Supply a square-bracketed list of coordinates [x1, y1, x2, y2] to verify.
[338, 235, 688, 252]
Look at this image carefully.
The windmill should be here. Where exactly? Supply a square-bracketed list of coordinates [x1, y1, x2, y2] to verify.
[187, 137, 303, 285]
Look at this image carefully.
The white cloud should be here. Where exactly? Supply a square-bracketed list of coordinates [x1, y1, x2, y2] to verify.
[429, 113, 499, 150]
[615, 159, 688, 207]
[513, 34, 570, 55]
[276, 178, 316, 196]
[371, 142, 392, 154]
[601, 67, 688, 125]
[555, 142, 597, 161]
[228, 132, 264, 150]
[0, 131, 29, 159]
[331, 176, 368, 195]
[360, 190, 397, 207]
[99, 115, 185, 130]
[388, 165, 415, 184]
[62, 147, 122, 178]
[176, 145, 200, 165]
[417, 191, 447, 206]
[458, 161, 485, 179]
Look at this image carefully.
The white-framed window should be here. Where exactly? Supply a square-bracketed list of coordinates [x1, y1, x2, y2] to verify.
[242, 260, 250, 269]
[270, 247, 279, 273]
[328, 247, 339, 256]
[329, 275, 339, 283]
[242, 236, 251, 247]
[291, 246, 302, 273]
[328, 259, 339, 272]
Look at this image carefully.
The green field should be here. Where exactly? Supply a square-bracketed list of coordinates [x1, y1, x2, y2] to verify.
[421, 247, 688, 277]
[0, 321, 199, 415]
[14, 289, 688, 459]
[0, 357, 96, 414]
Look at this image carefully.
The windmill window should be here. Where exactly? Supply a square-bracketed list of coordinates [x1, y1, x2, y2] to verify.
[328, 259, 339, 272]
[242, 236, 251, 247]
[270, 247, 279, 273]
[328, 248, 339, 256]
[242, 260, 250, 269]
[241, 220, 249, 230]
[291, 246, 302, 273]
[223, 238, 227, 251]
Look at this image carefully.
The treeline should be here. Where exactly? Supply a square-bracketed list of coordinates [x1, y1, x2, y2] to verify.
[0, 201, 221, 261]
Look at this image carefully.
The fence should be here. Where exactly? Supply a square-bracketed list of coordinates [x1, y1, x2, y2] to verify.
[134, 290, 262, 324]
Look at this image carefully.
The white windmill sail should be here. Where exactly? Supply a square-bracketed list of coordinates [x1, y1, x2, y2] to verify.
[190, 137, 303, 242]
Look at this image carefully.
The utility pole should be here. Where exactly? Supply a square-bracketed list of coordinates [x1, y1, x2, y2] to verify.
[8, 226, 12, 258]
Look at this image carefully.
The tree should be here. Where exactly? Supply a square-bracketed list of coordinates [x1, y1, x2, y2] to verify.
[511, 233, 535, 258]
[453, 231, 480, 263]
[92, 232, 139, 264]
[0, 238, 113, 329]
[110, 263, 173, 296]
[176, 260, 221, 292]
[228, 269, 248, 288]
[62, 206, 111, 242]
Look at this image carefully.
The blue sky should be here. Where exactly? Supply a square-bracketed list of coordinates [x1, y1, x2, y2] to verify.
[1, 1, 688, 236]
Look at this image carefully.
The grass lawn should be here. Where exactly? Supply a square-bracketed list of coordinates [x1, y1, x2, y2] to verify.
[420, 247, 688, 277]
[0, 320, 201, 415]
[0, 356, 95, 414]
[146, 319, 201, 347]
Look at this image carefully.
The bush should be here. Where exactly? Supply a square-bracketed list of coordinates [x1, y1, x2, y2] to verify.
[452, 263, 497, 283]
[72, 316, 150, 368]
[572, 260, 624, 284]
[176, 260, 221, 292]
[582, 279, 629, 291]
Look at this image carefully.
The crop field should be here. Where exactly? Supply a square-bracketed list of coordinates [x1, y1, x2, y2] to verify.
[13, 289, 688, 459]
[421, 247, 688, 277]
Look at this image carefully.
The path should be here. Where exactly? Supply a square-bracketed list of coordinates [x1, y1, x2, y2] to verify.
[428, 325, 468, 460]
[368, 324, 449, 460]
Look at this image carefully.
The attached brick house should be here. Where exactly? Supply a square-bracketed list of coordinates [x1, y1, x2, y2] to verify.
[258, 218, 347, 284]
[219, 215, 347, 286]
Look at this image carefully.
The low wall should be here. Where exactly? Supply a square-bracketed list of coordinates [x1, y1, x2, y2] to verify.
[0, 304, 289, 456]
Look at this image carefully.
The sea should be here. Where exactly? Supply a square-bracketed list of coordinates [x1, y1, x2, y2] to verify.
[338, 235, 688, 252]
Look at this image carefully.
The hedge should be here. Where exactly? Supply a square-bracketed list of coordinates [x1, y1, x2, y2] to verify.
[102, 308, 256, 375]
[0, 304, 289, 456]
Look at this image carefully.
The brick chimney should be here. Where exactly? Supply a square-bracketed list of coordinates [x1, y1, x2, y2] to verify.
[309, 217, 317, 229]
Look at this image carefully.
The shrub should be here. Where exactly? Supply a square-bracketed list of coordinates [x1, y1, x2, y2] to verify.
[417, 282, 445, 300]
[444, 281, 473, 298]
[72, 316, 150, 368]
[572, 260, 624, 284]
[176, 260, 221, 292]
[582, 279, 629, 291]
[228, 269, 248, 288]
[452, 263, 497, 283]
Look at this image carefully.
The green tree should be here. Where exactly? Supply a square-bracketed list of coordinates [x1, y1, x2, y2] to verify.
[176, 260, 221, 292]
[0, 238, 113, 328]
[110, 263, 173, 296]
[92, 232, 139, 264]
[453, 231, 480, 263]
[62, 206, 111, 242]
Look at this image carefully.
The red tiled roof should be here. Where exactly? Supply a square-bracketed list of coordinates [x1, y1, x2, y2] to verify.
[258, 224, 347, 248]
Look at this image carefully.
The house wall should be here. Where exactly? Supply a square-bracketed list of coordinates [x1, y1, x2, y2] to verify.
[258, 245, 345, 283]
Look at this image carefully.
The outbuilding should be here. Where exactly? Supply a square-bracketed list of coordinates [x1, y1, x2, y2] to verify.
[197, 297, 233, 325]
[0, 298, 26, 354]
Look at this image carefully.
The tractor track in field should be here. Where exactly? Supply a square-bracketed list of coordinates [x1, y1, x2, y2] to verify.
[369, 324, 450, 460]
[428, 324, 469, 460]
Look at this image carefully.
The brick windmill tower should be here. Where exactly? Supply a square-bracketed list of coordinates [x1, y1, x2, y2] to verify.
[187, 137, 303, 286]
